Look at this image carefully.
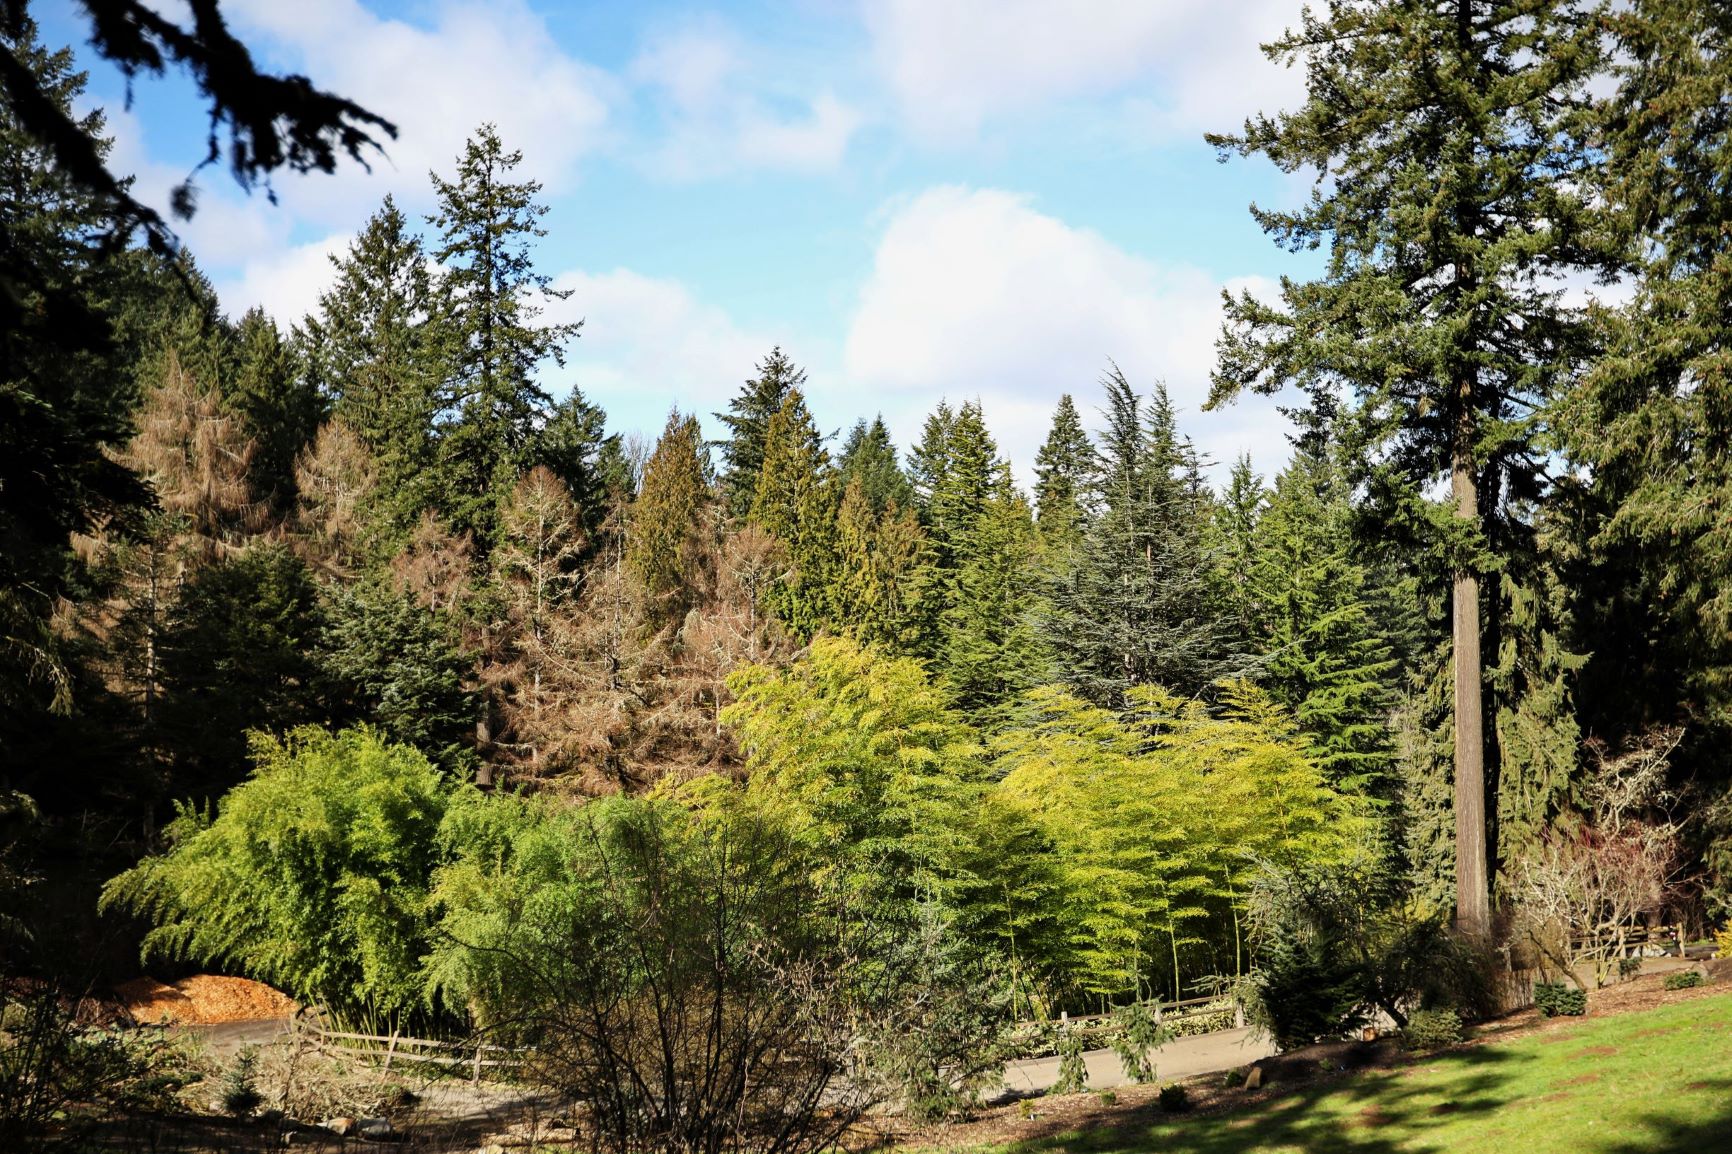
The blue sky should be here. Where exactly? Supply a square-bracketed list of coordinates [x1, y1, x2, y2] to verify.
[45, 0, 1322, 486]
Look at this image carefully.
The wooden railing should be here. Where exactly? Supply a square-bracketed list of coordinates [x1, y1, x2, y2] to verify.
[301, 1022, 527, 1083]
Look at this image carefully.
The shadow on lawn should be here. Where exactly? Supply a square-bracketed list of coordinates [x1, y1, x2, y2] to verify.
[997, 1054, 1732, 1154]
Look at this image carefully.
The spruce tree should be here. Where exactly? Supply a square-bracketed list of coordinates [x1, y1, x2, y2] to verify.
[627, 412, 712, 630]
[227, 308, 322, 513]
[905, 400, 1000, 663]
[427, 124, 581, 549]
[1032, 393, 1096, 559]
[1046, 370, 1244, 705]
[838, 415, 913, 515]
[832, 476, 922, 649]
[304, 195, 441, 539]
[531, 388, 618, 545]
[1207, 0, 1614, 933]
[750, 388, 838, 639]
[715, 347, 806, 519]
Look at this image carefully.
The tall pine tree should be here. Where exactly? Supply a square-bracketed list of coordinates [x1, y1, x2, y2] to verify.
[715, 347, 805, 519]
[749, 388, 839, 639]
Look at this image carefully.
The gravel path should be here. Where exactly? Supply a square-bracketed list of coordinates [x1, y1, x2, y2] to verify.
[1002, 1026, 1277, 1093]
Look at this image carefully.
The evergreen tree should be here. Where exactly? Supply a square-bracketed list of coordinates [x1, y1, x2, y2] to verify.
[715, 347, 805, 519]
[832, 476, 922, 649]
[427, 124, 581, 548]
[905, 400, 1003, 664]
[1213, 453, 1266, 639]
[531, 388, 618, 545]
[627, 412, 712, 630]
[838, 415, 913, 515]
[1207, 0, 1614, 933]
[750, 388, 838, 639]
[1032, 393, 1096, 558]
[304, 196, 441, 539]
[939, 469, 1047, 724]
[1046, 370, 1245, 705]
[227, 307, 322, 512]
[1250, 447, 1398, 793]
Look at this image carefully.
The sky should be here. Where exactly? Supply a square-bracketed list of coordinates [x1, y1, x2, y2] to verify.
[42, 0, 1324, 487]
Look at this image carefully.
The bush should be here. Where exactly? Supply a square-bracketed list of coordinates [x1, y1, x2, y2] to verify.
[1049, 1025, 1089, 1094]
[1158, 1083, 1189, 1112]
[1664, 971, 1704, 991]
[1399, 1008, 1463, 1051]
[1108, 1000, 1171, 1084]
[1618, 956, 1643, 979]
[1534, 982, 1587, 1017]
[1716, 924, 1732, 960]
[218, 1046, 262, 1117]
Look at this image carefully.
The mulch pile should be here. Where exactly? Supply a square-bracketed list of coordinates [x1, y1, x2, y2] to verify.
[113, 974, 298, 1025]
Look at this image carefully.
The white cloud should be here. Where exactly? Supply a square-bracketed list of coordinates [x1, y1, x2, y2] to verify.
[863, 0, 1303, 143]
[630, 25, 862, 178]
[214, 233, 352, 327]
[215, 0, 615, 223]
[842, 186, 1293, 485]
[544, 267, 776, 434]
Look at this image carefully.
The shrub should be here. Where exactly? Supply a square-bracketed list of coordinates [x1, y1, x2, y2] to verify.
[1534, 982, 1587, 1017]
[1096, 1089, 1118, 1106]
[219, 1047, 262, 1117]
[1049, 1025, 1089, 1094]
[1108, 1000, 1171, 1084]
[1158, 1083, 1189, 1112]
[1664, 971, 1704, 991]
[1399, 1008, 1463, 1051]
[1716, 924, 1732, 960]
[1618, 956, 1643, 979]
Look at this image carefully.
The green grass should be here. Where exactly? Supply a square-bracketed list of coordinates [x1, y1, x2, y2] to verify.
[968, 991, 1732, 1154]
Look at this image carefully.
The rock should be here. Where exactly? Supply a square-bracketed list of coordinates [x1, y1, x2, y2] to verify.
[321, 1117, 355, 1137]
[357, 1116, 395, 1141]
[1244, 1065, 1263, 1091]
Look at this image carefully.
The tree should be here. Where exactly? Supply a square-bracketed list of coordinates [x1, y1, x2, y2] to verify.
[303, 196, 441, 540]
[1046, 370, 1244, 705]
[292, 419, 379, 579]
[750, 388, 838, 639]
[1032, 393, 1096, 559]
[226, 307, 321, 512]
[832, 477, 921, 650]
[905, 400, 1001, 664]
[628, 412, 712, 631]
[427, 124, 581, 548]
[1208, 0, 1614, 934]
[0, 0, 392, 265]
[838, 416, 913, 515]
[532, 387, 620, 545]
[715, 347, 806, 519]
[102, 727, 448, 1021]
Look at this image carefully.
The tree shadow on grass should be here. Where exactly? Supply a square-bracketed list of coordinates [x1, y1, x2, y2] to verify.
[1001, 1045, 1528, 1154]
[1584, 1077, 1732, 1153]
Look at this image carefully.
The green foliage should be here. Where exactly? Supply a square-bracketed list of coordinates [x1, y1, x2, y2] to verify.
[1533, 982, 1588, 1018]
[1049, 1025, 1089, 1095]
[1045, 370, 1244, 705]
[225, 308, 321, 512]
[1033, 393, 1095, 560]
[427, 124, 581, 548]
[102, 727, 451, 1017]
[1108, 1000, 1171, 1085]
[838, 415, 913, 516]
[1400, 1008, 1463, 1052]
[750, 387, 838, 638]
[1663, 970, 1704, 991]
[1158, 1082, 1189, 1112]
[219, 1046, 262, 1116]
[715, 346, 805, 519]
[627, 411, 712, 629]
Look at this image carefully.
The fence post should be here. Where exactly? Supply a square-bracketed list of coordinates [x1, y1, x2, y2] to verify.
[472, 1043, 483, 1085]
[1152, 1002, 1163, 1025]
[383, 1029, 398, 1075]
[1234, 1002, 1245, 1030]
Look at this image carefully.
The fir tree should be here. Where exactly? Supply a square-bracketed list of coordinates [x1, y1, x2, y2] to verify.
[427, 124, 581, 549]
[715, 347, 806, 519]
[627, 412, 712, 631]
[750, 388, 838, 639]
[905, 400, 1002, 664]
[1046, 370, 1245, 705]
[531, 388, 618, 545]
[838, 415, 913, 515]
[227, 307, 322, 513]
[1207, 0, 1615, 933]
[832, 476, 922, 650]
[1032, 393, 1096, 559]
[304, 195, 441, 539]
[939, 469, 1047, 724]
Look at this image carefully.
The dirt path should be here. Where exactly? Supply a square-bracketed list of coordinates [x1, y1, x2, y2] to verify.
[1002, 1026, 1276, 1094]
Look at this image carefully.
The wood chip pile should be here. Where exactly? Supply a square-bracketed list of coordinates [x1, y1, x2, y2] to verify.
[113, 975, 298, 1025]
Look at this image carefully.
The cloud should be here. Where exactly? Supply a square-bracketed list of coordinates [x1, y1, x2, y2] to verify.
[630, 25, 863, 178]
[544, 267, 776, 436]
[214, 233, 351, 328]
[862, 0, 1303, 144]
[841, 186, 1293, 484]
[213, 0, 615, 223]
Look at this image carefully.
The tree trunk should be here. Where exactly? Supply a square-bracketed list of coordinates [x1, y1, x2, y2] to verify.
[1452, 419, 1490, 938]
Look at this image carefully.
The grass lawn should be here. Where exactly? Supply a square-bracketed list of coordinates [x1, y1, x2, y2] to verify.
[957, 990, 1732, 1154]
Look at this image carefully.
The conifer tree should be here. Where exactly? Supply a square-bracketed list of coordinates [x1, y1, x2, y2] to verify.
[832, 476, 921, 649]
[1208, 0, 1614, 933]
[627, 412, 712, 631]
[1250, 447, 1398, 793]
[838, 415, 913, 515]
[715, 347, 806, 519]
[531, 388, 619, 544]
[1032, 393, 1096, 559]
[292, 420, 378, 579]
[427, 124, 581, 549]
[304, 196, 441, 539]
[750, 388, 838, 639]
[227, 308, 322, 512]
[939, 469, 1047, 724]
[1046, 370, 1244, 705]
[905, 400, 1002, 664]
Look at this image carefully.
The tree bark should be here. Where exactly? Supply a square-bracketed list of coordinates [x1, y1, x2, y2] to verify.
[1453, 417, 1490, 938]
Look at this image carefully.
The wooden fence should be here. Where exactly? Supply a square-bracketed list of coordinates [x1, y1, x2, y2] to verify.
[300, 1022, 527, 1083]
